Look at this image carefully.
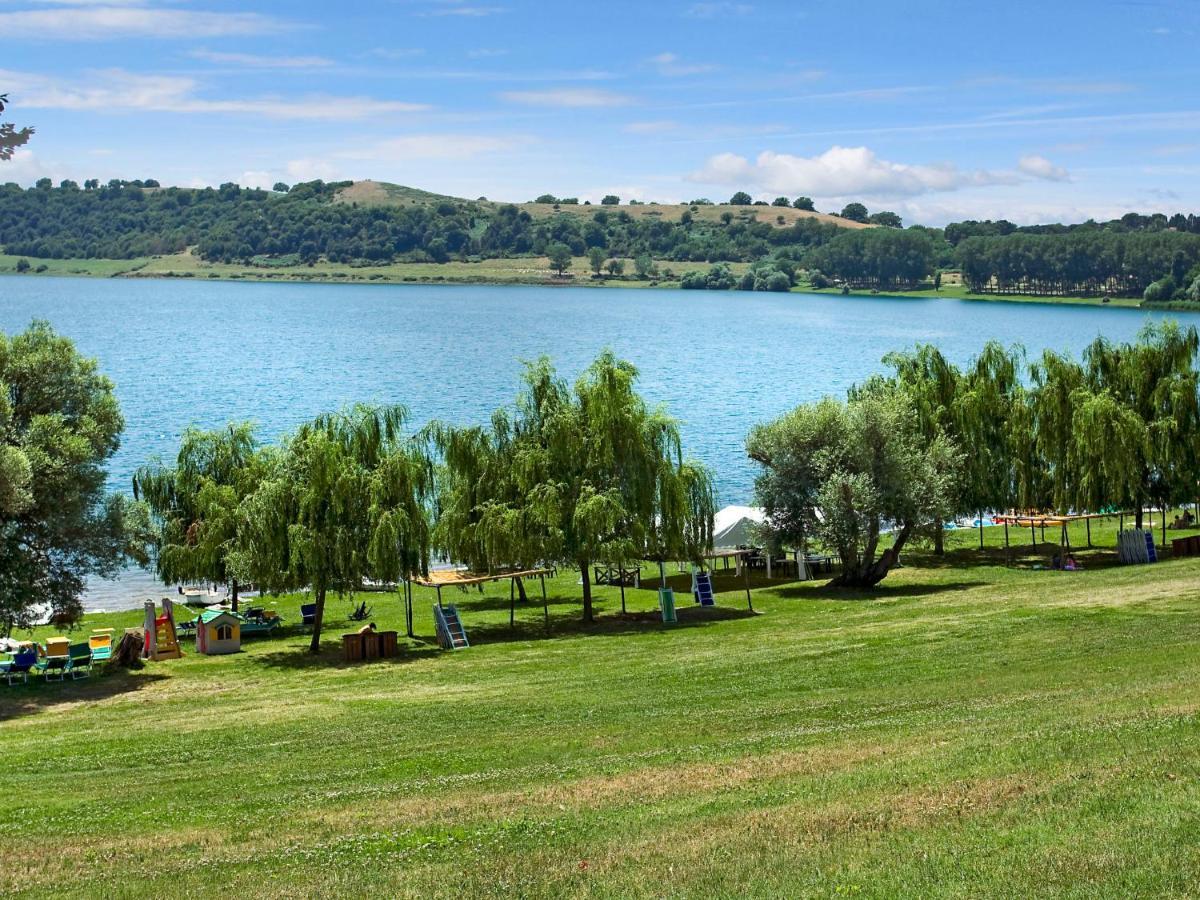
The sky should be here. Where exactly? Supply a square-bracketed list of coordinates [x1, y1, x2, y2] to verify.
[2, 0, 1198, 226]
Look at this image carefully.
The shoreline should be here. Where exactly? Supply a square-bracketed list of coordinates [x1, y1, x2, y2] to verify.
[0, 260, 1158, 311]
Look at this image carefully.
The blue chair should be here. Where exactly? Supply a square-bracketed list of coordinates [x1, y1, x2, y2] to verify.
[300, 603, 317, 626]
[1, 650, 38, 685]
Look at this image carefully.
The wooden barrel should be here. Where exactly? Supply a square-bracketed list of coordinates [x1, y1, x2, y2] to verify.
[378, 631, 398, 658]
[342, 633, 364, 661]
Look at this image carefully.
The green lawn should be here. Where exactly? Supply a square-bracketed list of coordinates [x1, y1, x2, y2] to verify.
[2, 514, 1199, 897]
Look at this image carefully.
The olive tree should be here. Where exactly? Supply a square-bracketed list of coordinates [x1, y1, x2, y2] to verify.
[0, 321, 146, 634]
[748, 388, 960, 588]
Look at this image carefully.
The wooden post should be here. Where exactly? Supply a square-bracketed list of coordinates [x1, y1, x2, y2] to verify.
[1030, 519, 1036, 550]
[743, 557, 753, 612]
[1086, 517, 1092, 548]
[658, 560, 666, 588]
[979, 511, 985, 550]
[540, 574, 548, 631]
[619, 577, 626, 615]
[509, 577, 515, 629]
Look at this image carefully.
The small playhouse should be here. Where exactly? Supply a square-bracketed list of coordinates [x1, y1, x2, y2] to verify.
[195, 609, 242, 655]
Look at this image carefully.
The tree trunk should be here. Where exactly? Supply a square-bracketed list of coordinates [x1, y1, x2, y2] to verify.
[1135, 504, 1144, 530]
[829, 523, 913, 588]
[933, 519, 944, 555]
[580, 561, 593, 623]
[978, 511, 984, 550]
[230, 577, 239, 613]
[309, 585, 326, 654]
[516, 578, 528, 602]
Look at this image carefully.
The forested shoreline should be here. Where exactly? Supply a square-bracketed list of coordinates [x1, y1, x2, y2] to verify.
[3, 179, 1200, 301]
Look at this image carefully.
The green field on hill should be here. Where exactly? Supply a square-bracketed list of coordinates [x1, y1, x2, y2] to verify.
[3, 515, 1198, 898]
[0, 252, 1137, 308]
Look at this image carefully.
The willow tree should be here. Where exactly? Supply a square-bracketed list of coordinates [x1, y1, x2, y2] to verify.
[954, 342, 1027, 547]
[234, 405, 432, 652]
[434, 352, 714, 623]
[882, 345, 961, 553]
[133, 423, 265, 611]
[749, 387, 960, 588]
[1032, 323, 1200, 535]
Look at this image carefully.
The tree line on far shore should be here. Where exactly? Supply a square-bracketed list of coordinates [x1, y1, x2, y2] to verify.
[5, 320, 1199, 647]
[3, 180, 1200, 300]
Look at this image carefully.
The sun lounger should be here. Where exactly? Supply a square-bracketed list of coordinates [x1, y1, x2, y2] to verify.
[37, 651, 69, 682]
[300, 603, 317, 626]
[89, 629, 114, 664]
[1, 650, 38, 685]
[67, 642, 92, 679]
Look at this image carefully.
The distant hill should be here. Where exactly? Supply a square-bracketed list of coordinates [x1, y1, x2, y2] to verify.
[333, 180, 871, 231]
[332, 180, 472, 208]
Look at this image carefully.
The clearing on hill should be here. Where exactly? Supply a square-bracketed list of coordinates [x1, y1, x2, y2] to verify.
[333, 181, 872, 230]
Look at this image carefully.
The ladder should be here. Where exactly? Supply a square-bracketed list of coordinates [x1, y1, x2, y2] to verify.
[1144, 530, 1158, 563]
[694, 571, 716, 607]
[433, 604, 470, 650]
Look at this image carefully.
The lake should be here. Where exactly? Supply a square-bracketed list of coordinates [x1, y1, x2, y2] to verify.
[3, 276, 1194, 609]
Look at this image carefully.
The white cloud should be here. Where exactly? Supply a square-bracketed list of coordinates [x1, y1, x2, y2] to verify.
[189, 50, 334, 69]
[648, 52, 716, 77]
[284, 158, 339, 183]
[418, 1, 507, 16]
[623, 120, 680, 134]
[0, 6, 292, 39]
[238, 170, 276, 190]
[1017, 154, 1070, 181]
[0, 148, 52, 184]
[2, 68, 429, 120]
[338, 133, 530, 161]
[260, 133, 529, 188]
[688, 146, 1019, 199]
[368, 47, 426, 59]
[500, 88, 631, 107]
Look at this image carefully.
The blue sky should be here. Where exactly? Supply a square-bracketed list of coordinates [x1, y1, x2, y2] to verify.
[2, 0, 1198, 225]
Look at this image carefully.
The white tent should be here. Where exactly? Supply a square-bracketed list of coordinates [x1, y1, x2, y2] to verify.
[712, 505, 765, 548]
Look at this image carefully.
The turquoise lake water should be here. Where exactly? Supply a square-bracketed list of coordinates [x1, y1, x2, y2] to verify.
[3, 276, 1195, 608]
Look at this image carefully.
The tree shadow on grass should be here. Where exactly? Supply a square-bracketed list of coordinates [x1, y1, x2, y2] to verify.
[465, 602, 756, 646]
[246, 635, 445, 671]
[0, 669, 169, 722]
[772, 579, 989, 602]
[905, 544, 1125, 572]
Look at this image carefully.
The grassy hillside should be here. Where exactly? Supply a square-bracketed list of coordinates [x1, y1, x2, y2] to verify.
[332, 180, 475, 208]
[332, 180, 871, 231]
[2, 515, 1199, 897]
